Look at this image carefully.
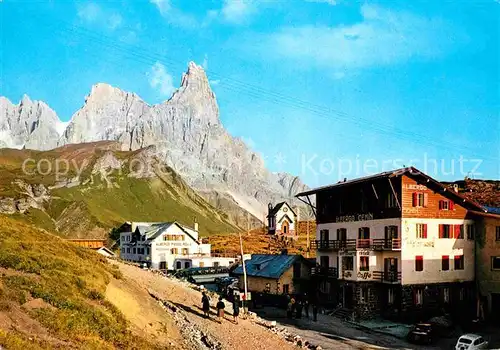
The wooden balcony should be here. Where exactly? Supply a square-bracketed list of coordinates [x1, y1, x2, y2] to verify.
[311, 239, 402, 251]
[311, 240, 356, 250]
[372, 239, 401, 251]
[311, 266, 338, 278]
[372, 271, 401, 283]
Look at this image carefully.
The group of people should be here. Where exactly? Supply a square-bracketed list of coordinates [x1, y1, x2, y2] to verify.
[286, 294, 319, 322]
[201, 291, 241, 324]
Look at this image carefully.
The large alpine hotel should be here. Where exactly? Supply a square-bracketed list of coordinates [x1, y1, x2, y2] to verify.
[297, 167, 500, 322]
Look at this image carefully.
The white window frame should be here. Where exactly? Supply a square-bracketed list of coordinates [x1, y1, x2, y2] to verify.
[416, 224, 426, 239]
[443, 288, 450, 303]
[415, 288, 423, 305]
[388, 288, 395, 305]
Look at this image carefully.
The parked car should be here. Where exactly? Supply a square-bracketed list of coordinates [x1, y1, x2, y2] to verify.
[428, 315, 455, 337]
[407, 323, 434, 344]
[455, 334, 489, 350]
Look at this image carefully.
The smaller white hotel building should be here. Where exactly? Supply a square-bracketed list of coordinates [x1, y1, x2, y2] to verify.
[120, 221, 235, 270]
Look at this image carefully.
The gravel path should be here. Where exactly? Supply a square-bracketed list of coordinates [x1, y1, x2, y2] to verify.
[114, 262, 297, 350]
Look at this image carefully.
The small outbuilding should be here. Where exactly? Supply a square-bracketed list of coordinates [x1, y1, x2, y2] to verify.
[232, 254, 311, 295]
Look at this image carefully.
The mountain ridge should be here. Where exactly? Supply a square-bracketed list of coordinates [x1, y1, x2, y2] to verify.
[0, 61, 309, 222]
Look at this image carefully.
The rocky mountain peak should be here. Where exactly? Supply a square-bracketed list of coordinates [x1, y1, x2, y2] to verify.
[0, 94, 61, 150]
[19, 94, 33, 106]
[86, 83, 140, 105]
[0, 96, 13, 108]
[1, 61, 308, 221]
[167, 61, 219, 126]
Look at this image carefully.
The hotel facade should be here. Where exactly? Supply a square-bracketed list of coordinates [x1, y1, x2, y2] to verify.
[120, 221, 236, 270]
[297, 167, 492, 321]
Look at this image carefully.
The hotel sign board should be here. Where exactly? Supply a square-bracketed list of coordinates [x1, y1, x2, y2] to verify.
[335, 213, 374, 222]
[156, 242, 191, 247]
[403, 184, 427, 191]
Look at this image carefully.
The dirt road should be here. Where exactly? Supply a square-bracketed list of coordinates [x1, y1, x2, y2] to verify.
[113, 262, 297, 350]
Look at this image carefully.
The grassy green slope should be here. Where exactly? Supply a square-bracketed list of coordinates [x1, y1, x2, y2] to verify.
[0, 142, 239, 238]
[50, 177, 236, 237]
[0, 216, 163, 349]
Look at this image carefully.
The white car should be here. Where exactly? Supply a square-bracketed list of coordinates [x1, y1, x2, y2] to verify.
[455, 334, 489, 350]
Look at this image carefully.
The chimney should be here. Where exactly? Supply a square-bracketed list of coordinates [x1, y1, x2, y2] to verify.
[344, 178, 347, 182]
[194, 218, 199, 232]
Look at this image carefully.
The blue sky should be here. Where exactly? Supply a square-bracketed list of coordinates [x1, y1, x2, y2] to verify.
[1, 0, 499, 186]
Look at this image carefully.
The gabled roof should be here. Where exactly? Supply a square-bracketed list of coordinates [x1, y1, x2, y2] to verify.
[232, 254, 310, 279]
[267, 202, 297, 218]
[135, 225, 153, 235]
[145, 222, 199, 244]
[94, 246, 116, 256]
[296, 166, 486, 212]
[277, 214, 294, 224]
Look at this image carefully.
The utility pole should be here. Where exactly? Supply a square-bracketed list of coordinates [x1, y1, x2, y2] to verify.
[306, 221, 310, 258]
[239, 231, 249, 315]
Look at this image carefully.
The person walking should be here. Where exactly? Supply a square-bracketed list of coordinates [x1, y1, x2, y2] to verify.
[201, 291, 211, 318]
[312, 302, 318, 322]
[296, 298, 303, 319]
[216, 296, 226, 323]
[304, 295, 310, 319]
[286, 296, 293, 318]
[232, 295, 240, 324]
[290, 296, 296, 318]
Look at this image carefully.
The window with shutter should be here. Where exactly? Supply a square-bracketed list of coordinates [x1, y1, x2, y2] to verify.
[416, 224, 427, 239]
[415, 256, 424, 271]
[453, 225, 464, 239]
[439, 200, 452, 210]
[454, 255, 464, 270]
[412, 193, 418, 207]
[442, 256, 449, 271]
[440, 224, 451, 239]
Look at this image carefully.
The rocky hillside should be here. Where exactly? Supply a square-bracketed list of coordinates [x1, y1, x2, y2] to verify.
[0, 141, 238, 238]
[444, 179, 500, 208]
[0, 62, 308, 223]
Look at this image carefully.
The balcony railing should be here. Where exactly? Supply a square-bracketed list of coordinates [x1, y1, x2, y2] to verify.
[372, 270, 401, 283]
[311, 239, 402, 251]
[311, 240, 356, 250]
[372, 238, 401, 251]
[356, 239, 371, 249]
[311, 266, 338, 278]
